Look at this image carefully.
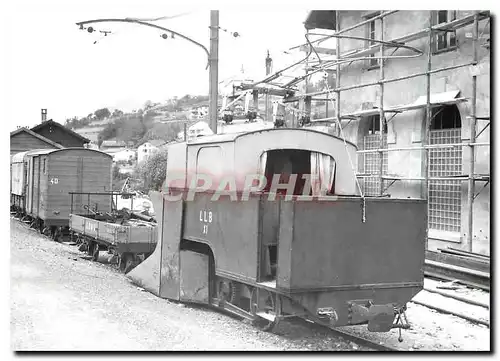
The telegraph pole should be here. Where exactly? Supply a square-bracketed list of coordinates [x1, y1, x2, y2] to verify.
[208, 10, 219, 133]
[265, 50, 272, 122]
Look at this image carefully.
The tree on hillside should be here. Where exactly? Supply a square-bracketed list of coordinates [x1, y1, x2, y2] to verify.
[64, 117, 79, 128]
[65, 116, 91, 129]
[112, 109, 124, 117]
[94, 108, 111, 120]
[135, 149, 168, 191]
[143, 100, 153, 110]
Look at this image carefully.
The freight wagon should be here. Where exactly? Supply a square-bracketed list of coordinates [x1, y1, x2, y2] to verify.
[10, 148, 113, 241]
[128, 128, 427, 339]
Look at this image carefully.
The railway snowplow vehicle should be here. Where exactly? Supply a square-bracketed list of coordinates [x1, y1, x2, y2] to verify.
[128, 128, 427, 337]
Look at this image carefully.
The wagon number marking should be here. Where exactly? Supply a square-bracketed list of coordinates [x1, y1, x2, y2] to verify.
[50, 178, 59, 184]
[200, 210, 213, 235]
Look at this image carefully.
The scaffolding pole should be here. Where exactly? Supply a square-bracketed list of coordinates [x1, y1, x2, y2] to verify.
[378, 16, 385, 196]
[467, 12, 480, 252]
[423, 14, 433, 203]
[336, 11, 341, 136]
[299, 61, 477, 99]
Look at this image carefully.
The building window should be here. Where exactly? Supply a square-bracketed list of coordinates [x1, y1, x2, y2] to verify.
[43, 159, 46, 174]
[367, 114, 387, 135]
[432, 10, 457, 53]
[365, 12, 380, 69]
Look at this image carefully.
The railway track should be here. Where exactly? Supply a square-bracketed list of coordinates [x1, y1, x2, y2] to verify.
[303, 321, 400, 351]
[424, 259, 490, 291]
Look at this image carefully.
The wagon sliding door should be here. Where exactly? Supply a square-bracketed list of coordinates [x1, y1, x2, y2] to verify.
[33, 157, 42, 217]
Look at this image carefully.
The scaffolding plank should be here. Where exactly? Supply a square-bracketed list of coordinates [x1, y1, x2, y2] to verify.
[341, 96, 467, 118]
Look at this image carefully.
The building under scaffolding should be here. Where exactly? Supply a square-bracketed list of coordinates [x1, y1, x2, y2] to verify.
[237, 10, 491, 256]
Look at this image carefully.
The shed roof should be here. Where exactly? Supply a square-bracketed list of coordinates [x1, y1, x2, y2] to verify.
[30, 119, 90, 143]
[10, 127, 65, 149]
[101, 139, 127, 147]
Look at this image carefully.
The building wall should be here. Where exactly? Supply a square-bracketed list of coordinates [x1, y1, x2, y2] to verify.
[10, 132, 58, 155]
[329, 11, 490, 254]
[138, 143, 159, 164]
[34, 126, 87, 148]
[112, 149, 137, 163]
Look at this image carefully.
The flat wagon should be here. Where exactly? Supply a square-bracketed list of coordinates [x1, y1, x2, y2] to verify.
[128, 128, 427, 340]
[69, 210, 157, 273]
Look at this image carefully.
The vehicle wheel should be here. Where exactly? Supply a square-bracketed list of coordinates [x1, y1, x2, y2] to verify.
[123, 254, 136, 273]
[249, 288, 282, 332]
[91, 243, 100, 261]
[118, 253, 129, 272]
[216, 277, 241, 305]
[52, 227, 62, 242]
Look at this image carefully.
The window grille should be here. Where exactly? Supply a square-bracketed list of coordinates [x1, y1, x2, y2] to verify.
[361, 134, 388, 196]
[428, 128, 462, 232]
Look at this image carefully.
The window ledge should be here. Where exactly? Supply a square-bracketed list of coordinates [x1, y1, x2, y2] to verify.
[428, 229, 461, 243]
[432, 46, 458, 55]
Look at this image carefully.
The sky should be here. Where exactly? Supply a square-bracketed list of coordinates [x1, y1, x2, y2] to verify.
[3, 0, 312, 130]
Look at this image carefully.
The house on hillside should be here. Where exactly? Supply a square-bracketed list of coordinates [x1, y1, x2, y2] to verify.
[74, 126, 105, 143]
[10, 127, 64, 156]
[100, 139, 127, 152]
[137, 139, 167, 163]
[176, 120, 214, 141]
[85, 142, 100, 150]
[303, 10, 490, 255]
[107, 148, 137, 163]
[30, 119, 90, 148]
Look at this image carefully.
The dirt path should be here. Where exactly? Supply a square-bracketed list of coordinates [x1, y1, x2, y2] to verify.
[9, 218, 367, 351]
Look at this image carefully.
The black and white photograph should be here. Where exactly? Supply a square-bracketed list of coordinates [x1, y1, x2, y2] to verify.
[5, 1, 492, 352]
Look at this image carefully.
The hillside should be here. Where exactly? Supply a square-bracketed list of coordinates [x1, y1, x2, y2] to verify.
[67, 95, 214, 147]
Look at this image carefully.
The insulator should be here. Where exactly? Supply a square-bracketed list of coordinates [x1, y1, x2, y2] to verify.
[87, 26, 94, 33]
[161, 33, 168, 39]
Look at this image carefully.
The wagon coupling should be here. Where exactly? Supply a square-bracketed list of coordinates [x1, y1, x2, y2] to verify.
[347, 301, 402, 333]
[317, 307, 339, 326]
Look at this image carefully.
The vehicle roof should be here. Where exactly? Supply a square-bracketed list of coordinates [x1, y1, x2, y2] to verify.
[187, 127, 357, 148]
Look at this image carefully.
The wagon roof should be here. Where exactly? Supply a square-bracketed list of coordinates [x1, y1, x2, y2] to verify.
[186, 127, 357, 148]
[11, 150, 32, 163]
[26, 147, 113, 158]
[22, 149, 55, 158]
